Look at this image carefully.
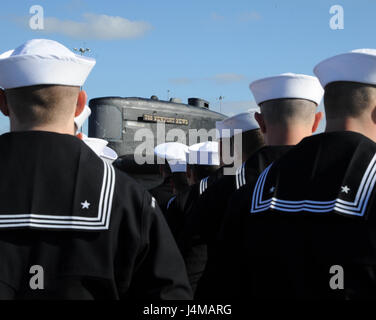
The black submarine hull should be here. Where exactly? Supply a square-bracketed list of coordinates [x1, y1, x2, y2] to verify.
[89, 96, 227, 188]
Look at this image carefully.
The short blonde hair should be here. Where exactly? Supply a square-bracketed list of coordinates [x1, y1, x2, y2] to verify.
[260, 98, 317, 126]
[5, 85, 80, 126]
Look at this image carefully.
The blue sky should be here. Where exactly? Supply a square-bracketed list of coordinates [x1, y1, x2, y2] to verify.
[0, 0, 375, 133]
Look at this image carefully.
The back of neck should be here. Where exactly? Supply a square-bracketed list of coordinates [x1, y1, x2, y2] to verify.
[325, 117, 376, 142]
[265, 125, 311, 146]
[10, 120, 75, 135]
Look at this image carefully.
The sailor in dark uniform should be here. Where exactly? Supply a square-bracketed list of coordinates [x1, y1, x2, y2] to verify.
[149, 164, 174, 214]
[151, 142, 189, 214]
[149, 170, 173, 211]
[212, 49, 376, 299]
[198, 111, 265, 196]
[193, 112, 264, 279]
[165, 141, 220, 293]
[196, 73, 324, 299]
[0, 39, 192, 299]
[192, 113, 265, 250]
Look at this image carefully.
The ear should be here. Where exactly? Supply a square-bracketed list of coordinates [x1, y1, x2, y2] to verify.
[74, 90, 87, 117]
[254, 112, 266, 134]
[312, 111, 323, 133]
[371, 105, 376, 124]
[0, 89, 9, 117]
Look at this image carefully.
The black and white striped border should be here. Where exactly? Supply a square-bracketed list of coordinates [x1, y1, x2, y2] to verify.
[250, 153, 376, 217]
[199, 176, 209, 195]
[0, 159, 115, 230]
[235, 162, 246, 190]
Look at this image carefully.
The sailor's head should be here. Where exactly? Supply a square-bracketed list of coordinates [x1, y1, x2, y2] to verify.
[249, 73, 324, 146]
[186, 141, 220, 185]
[154, 142, 189, 192]
[314, 49, 376, 140]
[216, 111, 264, 165]
[0, 39, 96, 134]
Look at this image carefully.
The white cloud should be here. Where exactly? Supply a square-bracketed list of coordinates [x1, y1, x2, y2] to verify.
[168, 77, 194, 85]
[207, 73, 246, 85]
[43, 13, 152, 40]
[210, 12, 225, 21]
[239, 11, 262, 22]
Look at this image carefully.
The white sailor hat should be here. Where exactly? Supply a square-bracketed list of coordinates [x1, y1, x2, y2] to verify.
[74, 105, 91, 132]
[216, 110, 259, 139]
[0, 39, 96, 89]
[154, 142, 188, 173]
[81, 135, 118, 164]
[187, 141, 219, 166]
[314, 49, 376, 88]
[249, 73, 324, 106]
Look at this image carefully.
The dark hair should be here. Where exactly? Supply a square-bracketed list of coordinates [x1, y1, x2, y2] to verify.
[172, 172, 189, 193]
[159, 164, 172, 177]
[221, 129, 264, 165]
[324, 81, 376, 119]
[189, 164, 220, 182]
[238, 128, 264, 160]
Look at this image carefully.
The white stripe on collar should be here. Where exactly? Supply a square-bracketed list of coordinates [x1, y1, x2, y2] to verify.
[199, 176, 209, 195]
[0, 159, 115, 230]
[236, 162, 246, 190]
[250, 153, 376, 217]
